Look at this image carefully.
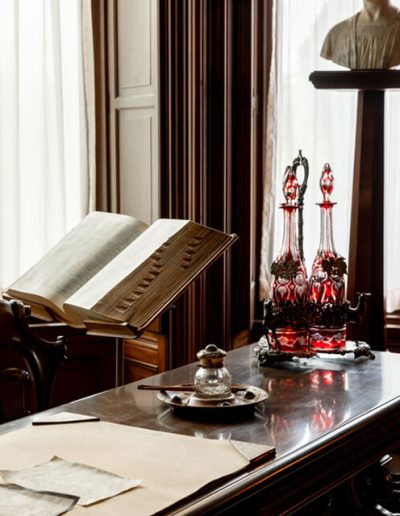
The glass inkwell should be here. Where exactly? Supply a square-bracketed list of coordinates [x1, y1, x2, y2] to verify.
[308, 164, 347, 351]
[154, 344, 268, 416]
[194, 344, 232, 399]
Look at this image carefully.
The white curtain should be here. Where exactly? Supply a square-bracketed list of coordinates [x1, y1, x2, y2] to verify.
[261, 0, 400, 313]
[0, 0, 93, 288]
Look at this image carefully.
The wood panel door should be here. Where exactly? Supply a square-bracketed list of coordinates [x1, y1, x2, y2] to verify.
[106, 0, 160, 224]
[93, 0, 166, 377]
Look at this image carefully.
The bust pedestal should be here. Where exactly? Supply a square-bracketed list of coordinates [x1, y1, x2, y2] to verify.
[309, 70, 400, 350]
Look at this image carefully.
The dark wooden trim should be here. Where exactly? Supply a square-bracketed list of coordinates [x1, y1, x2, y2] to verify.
[385, 313, 400, 352]
[107, 0, 120, 213]
[253, 0, 273, 324]
[349, 90, 385, 348]
[187, 1, 207, 361]
[204, 0, 233, 349]
[159, 0, 237, 363]
[159, 1, 209, 366]
[91, 0, 111, 211]
[309, 70, 400, 90]
[230, 0, 252, 341]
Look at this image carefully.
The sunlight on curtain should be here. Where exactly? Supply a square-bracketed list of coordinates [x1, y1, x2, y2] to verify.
[0, 0, 90, 288]
[262, 0, 400, 313]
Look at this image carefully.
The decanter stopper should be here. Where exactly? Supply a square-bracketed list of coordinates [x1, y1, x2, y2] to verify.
[283, 166, 299, 206]
[320, 163, 334, 203]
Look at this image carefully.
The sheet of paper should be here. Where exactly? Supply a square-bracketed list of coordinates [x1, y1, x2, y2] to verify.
[0, 483, 78, 516]
[0, 420, 251, 515]
[1, 456, 141, 506]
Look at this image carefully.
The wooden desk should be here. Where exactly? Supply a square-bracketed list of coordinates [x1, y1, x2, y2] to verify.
[1, 344, 400, 514]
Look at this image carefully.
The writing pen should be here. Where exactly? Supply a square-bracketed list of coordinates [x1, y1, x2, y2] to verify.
[32, 417, 100, 426]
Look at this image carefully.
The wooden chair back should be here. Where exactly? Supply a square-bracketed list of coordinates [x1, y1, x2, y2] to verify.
[0, 299, 66, 422]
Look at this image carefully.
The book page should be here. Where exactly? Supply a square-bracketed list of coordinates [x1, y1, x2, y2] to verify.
[63, 219, 188, 324]
[4, 212, 148, 325]
[64, 220, 237, 331]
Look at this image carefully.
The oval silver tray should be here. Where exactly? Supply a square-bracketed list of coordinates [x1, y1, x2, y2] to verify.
[157, 385, 268, 419]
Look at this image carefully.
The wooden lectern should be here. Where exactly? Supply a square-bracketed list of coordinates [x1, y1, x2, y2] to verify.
[309, 70, 400, 350]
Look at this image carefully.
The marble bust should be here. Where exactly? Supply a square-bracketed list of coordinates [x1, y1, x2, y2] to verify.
[321, 0, 400, 69]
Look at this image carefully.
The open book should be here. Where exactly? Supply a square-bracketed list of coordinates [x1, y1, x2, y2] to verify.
[3, 212, 238, 337]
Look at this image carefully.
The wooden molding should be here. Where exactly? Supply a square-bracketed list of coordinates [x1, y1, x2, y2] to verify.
[253, 0, 273, 321]
[91, 0, 111, 211]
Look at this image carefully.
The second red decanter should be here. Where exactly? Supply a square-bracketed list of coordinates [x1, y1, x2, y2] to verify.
[308, 164, 347, 351]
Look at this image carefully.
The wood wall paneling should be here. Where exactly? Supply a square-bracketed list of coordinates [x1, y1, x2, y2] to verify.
[118, 112, 154, 222]
[230, 0, 252, 344]
[204, 0, 232, 351]
[159, 0, 208, 366]
[124, 330, 167, 382]
[159, 0, 271, 365]
[94, 0, 272, 370]
[95, 0, 167, 377]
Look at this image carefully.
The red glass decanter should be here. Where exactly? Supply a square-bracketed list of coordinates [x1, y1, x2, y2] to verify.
[269, 166, 308, 353]
[308, 164, 347, 351]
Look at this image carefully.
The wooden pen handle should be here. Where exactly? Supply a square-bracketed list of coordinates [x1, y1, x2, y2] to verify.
[137, 383, 248, 392]
[138, 384, 195, 392]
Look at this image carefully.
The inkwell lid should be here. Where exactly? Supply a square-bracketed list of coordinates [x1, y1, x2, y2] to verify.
[197, 344, 226, 368]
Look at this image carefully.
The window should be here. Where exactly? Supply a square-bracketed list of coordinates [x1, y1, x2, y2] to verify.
[0, 0, 92, 287]
[262, 0, 400, 316]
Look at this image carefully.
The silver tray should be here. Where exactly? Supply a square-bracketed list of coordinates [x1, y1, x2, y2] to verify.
[157, 385, 268, 419]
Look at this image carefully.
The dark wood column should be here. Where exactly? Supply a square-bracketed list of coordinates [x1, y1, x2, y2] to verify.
[159, 0, 272, 365]
[310, 70, 400, 350]
[159, 1, 208, 366]
[91, 0, 111, 212]
[350, 89, 384, 349]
